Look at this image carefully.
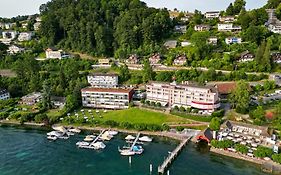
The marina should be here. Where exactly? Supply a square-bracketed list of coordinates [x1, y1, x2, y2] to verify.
[0, 126, 270, 175]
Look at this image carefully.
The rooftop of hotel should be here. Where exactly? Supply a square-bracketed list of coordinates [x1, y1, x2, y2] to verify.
[88, 73, 118, 77]
[81, 87, 133, 93]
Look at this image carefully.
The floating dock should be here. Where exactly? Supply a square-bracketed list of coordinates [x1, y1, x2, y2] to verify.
[130, 133, 141, 151]
[158, 136, 192, 174]
[91, 129, 105, 144]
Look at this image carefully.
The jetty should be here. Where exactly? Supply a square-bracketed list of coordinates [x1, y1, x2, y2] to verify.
[158, 136, 192, 174]
[130, 133, 141, 151]
[92, 129, 105, 144]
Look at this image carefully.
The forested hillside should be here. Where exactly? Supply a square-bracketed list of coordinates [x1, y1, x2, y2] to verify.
[39, 0, 173, 57]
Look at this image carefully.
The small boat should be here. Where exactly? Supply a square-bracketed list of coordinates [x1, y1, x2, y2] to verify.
[125, 135, 135, 140]
[119, 148, 135, 156]
[84, 135, 95, 142]
[52, 125, 67, 133]
[100, 132, 113, 141]
[139, 136, 153, 142]
[47, 135, 57, 141]
[47, 131, 63, 137]
[68, 128, 81, 133]
[92, 142, 106, 150]
[58, 135, 70, 140]
[66, 131, 75, 136]
[76, 141, 90, 147]
[132, 145, 144, 155]
[107, 130, 118, 136]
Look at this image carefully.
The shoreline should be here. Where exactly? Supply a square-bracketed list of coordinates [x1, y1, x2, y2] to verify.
[0, 120, 189, 141]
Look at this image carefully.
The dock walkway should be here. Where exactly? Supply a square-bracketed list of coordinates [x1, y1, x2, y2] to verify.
[158, 136, 191, 174]
[130, 133, 140, 151]
[91, 129, 105, 144]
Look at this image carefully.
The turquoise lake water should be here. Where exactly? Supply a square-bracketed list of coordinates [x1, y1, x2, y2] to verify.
[0, 126, 270, 175]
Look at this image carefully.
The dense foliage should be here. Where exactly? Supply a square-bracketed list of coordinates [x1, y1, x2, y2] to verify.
[253, 146, 273, 158]
[39, 0, 172, 57]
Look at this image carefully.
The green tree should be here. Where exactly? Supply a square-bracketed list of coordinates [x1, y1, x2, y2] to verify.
[229, 81, 250, 113]
[142, 60, 155, 83]
[235, 144, 249, 154]
[119, 64, 131, 83]
[263, 38, 272, 72]
[41, 80, 52, 110]
[253, 146, 273, 158]
[209, 117, 221, 131]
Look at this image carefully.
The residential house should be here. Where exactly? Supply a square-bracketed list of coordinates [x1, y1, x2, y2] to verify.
[272, 52, 281, 63]
[2, 31, 18, 39]
[194, 24, 210, 31]
[18, 32, 34, 41]
[164, 40, 177, 49]
[181, 41, 192, 47]
[218, 23, 241, 32]
[146, 81, 220, 111]
[126, 54, 139, 64]
[266, 9, 281, 34]
[7, 45, 25, 54]
[214, 82, 237, 99]
[225, 37, 242, 45]
[196, 128, 215, 143]
[168, 10, 180, 19]
[81, 87, 134, 109]
[46, 48, 69, 59]
[204, 11, 220, 19]
[20, 92, 42, 106]
[174, 25, 187, 33]
[173, 55, 187, 66]
[98, 58, 110, 65]
[21, 23, 28, 29]
[33, 22, 41, 31]
[149, 53, 162, 65]
[238, 51, 254, 62]
[208, 37, 218, 45]
[219, 16, 235, 23]
[0, 89, 10, 100]
[87, 73, 119, 88]
[51, 96, 66, 108]
[4, 23, 14, 30]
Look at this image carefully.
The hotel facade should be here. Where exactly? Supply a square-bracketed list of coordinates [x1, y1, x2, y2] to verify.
[87, 73, 118, 88]
[81, 87, 134, 109]
[146, 82, 220, 111]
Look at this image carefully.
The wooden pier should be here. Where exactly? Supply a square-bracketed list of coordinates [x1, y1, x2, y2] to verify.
[91, 129, 105, 144]
[158, 136, 191, 174]
[130, 133, 141, 151]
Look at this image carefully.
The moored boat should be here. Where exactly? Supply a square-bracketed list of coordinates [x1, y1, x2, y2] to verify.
[47, 135, 57, 141]
[139, 136, 153, 142]
[125, 135, 135, 140]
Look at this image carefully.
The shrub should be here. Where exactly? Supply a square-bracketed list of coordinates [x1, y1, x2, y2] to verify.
[272, 154, 281, 164]
[253, 146, 273, 158]
[156, 102, 162, 108]
[0, 112, 9, 119]
[174, 106, 179, 111]
[35, 113, 48, 123]
[186, 107, 192, 113]
[211, 140, 234, 149]
[179, 106, 186, 112]
[145, 100, 150, 106]
[140, 99, 145, 104]
[211, 110, 225, 118]
[176, 126, 184, 132]
[151, 101, 156, 107]
[235, 144, 249, 154]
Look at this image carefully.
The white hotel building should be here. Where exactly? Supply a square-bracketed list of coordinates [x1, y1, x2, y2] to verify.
[146, 82, 220, 111]
[87, 73, 118, 88]
[81, 87, 134, 109]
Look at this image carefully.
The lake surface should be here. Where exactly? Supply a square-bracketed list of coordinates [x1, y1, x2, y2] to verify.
[0, 126, 270, 175]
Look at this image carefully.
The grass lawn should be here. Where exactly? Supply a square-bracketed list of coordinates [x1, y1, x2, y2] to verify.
[69, 108, 190, 125]
[46, 109, 63, 118]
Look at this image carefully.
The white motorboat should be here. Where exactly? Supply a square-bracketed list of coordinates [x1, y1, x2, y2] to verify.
[125, 135, 135, 140]
[47, 135, 57, 141]
[100, 132, 113, 141]
[68, 128, 81, 133]
[119, 149, 135, 156]
[66, 131, 75, 136]
[47, 131, 63, 137]
[76, 141, 90, 147]
[132, 145, 144, 155]
[139, 136, 153, 142]
[107, 130, 118, 136]
[92, 142, 106, 150]
[58, 135, 70, 140]
[52, 125, 67, 133]
[84, 135, 95, 142]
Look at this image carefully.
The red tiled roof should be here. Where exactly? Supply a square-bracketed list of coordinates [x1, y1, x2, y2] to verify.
[81, 87, 133, 93]
[215, 82, 237, 94]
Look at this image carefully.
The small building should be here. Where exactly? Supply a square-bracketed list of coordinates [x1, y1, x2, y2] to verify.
[46, 48, 69, 59]
[266, 9, 281, 34]
[164, 40, 177, 49]
[173, 55, 187, 66]
[218, 23, 241, 32]
[204, 11, 220, 19]
[87, 73, 119, 88]
[239, 51, 254, 62]
[225, 37, 242, 45]
[196, 128, 214, 143]
[194, 24, 210, 31]
[174, 25, 187, 33]
[18, 32, 34, 41]
[7, 45, 25, 54]
[4, 23, 14, 30]
[0, 89, 10, 100]
[51, 96, 66, 108]
[272, 52, 281, 64]
[126, 54, 139, 64]
[81, 87, 134, 109]
[98, 58, 110, 65]
[214, 82, 237, 99]
[181, 41, 192, 47]
[168, 10, 180, 19]
[219, 16, 235, 23]
[2, 31, 18, 40]
[21, 23, 28, 29]
[33, 22, 41, 31]
[20, 92, 42, 106]
[208, 37, 218, 45]
[149, 53, 162, 65]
